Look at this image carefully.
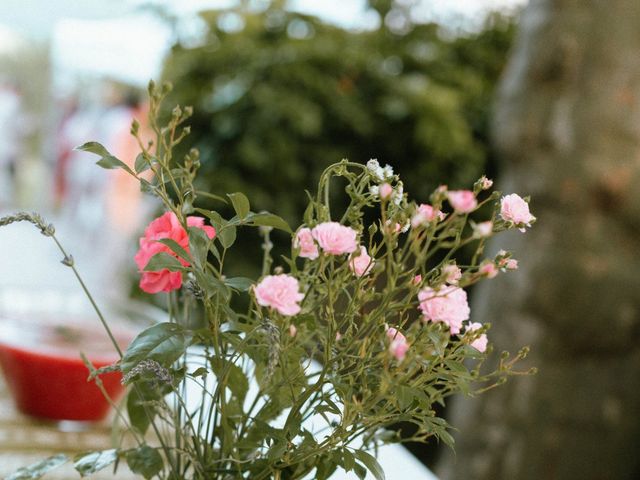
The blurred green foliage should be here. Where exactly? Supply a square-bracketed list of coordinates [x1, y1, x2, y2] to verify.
[159, 3, 514, 276]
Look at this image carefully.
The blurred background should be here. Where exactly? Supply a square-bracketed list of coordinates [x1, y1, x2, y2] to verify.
[2, 0, 640, 479]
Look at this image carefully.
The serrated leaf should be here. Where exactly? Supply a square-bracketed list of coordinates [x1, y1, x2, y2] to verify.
[354, 451, 385, 480]
[73, 450, 118, 477]
[6, 454, 68, 480]
[134, 153, 151, 174]
[75, 141, 111, 157]
[212, 361, 248, 402]
[190, 367, 209, 378]
[156, 238, 192, 265]
[218, 224, 237, 249]
[246, 212, 292, 233]
[126, 446, 163, 480]
[227, 192, 250, 219]
[127, 384, 160, 436]
[121, 323, 194, 373]
[224, 277, 253, 291]
[143, 252, 185, 272]
[76, 141, 135, 175]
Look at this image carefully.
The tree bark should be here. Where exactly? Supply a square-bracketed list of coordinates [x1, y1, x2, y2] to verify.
[436, 0, 640, 478]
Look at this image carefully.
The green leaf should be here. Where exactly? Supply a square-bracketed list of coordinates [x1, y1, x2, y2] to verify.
[246, 212, 292, 233]
[74, 141, 111, 157]
[73, 450, 118, 477]
[189, 366, 209, 379]
[354, 451, 385, 480]
[126, 446, 164, 480]
[75, 141, 135, 176]
[6, 454, 68, 480]
[134, 153, 151, 174]
[127, 384, 161, 436]
[224, 276, 254, 291]
[121, 323, 194, 373]
[227, 192, 250, 219]
[213, 361, 248, 402]
[187, 225, 211, 268]
[156, 238, 192, 265]
[143, 252, 185, 272]
[218, 224, 237, 249]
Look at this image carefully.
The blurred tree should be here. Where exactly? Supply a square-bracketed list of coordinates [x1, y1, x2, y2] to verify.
[438, 0, 640, 479]
[161, 2, 513, 226]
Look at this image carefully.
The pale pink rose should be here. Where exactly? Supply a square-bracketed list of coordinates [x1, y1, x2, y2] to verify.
[335, 332, 343, 341]
[386, 327, 407, 343]
[500, 194, 535, 232]
[349, 246, 375, 277]
[386, 327, 409, 361]
[447, 190, 477, 213]
[411, 204, 445, 228]
[412, 274, 422, 286]
[418, 285, 470, 334]
[254, 274, 304, 316]
[294, 228, 319, 260]
[379, 182, 393, 200]
[474, 221, 493, 238]
[289, 324, 298, 337]
[505, 259, 519, 270]
[389, 339, 410, 361]
[442, 264, 462, 285]
[311, 222, 358, 255]
[479, 262, 498, 279]
[467, 322, 488, 353]
[135, 212, 216, 294]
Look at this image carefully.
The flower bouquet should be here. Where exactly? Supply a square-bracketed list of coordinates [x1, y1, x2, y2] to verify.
[3, 82, 535, 480]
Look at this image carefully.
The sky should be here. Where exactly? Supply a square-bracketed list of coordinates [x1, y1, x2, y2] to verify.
[1, 0, 528, 87]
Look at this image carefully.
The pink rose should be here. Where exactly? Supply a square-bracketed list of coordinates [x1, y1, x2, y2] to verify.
[386, 327, 407, 343]
[411, 204, 445, 228]
[311, 222, 358, 255]
[442, 264, 462, 285]
[294, 227, 319, 260]
[447, 190, 477, 213]
[500, 194, 535, 232]
[254, 274, 304, 316]
[412, 274, 422, 286]
[135, 212, 216, 294]
[418, 285, 470, 334]
[474, 221, 493, 238]
[349, 246, 375, 277]
[386, 327, 409, 361]
[479, 262, 498, 279]
[505, 259, 518, 270]
[467, 322, 488, 353]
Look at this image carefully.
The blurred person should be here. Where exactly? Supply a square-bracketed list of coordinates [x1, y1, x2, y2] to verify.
[0, 80, 22, 208]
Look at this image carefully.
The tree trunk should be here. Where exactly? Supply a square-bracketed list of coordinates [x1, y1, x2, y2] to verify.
[436, 0, 640, 478]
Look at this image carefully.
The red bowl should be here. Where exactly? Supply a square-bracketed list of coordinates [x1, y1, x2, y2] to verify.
[0, 317, 133, 422]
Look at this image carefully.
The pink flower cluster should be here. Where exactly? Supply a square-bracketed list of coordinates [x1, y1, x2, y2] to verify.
[349, 246, 375, 277]
[254, 274, 304, 316]
[447, 190, 477, 213]
[418, 285, 470, 334]
[311, 222, 358, 255]
[386, 327, 410, 361]
[466, 322, 488, 353]
[500, 194, 535, 232]
[294, 222, 375, 277]
[134, 212, 215, 293]
[411, 204, 445, 228]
